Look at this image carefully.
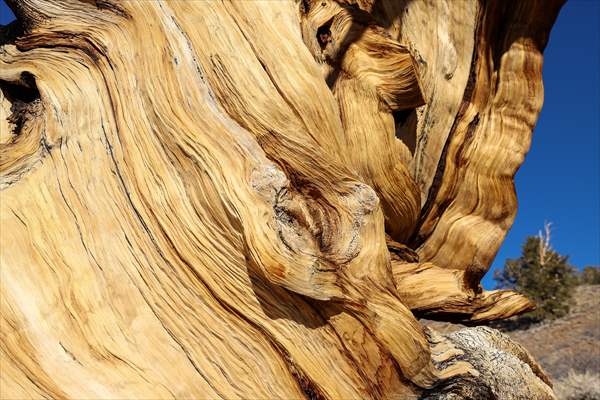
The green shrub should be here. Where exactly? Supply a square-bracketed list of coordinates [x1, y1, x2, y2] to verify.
[579, 266, 600, 285]
[494, 231, 578, 322]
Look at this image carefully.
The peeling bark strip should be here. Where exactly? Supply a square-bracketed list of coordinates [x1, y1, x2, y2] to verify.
[0, 1, 562, 399]
[411, 0, 565, 272]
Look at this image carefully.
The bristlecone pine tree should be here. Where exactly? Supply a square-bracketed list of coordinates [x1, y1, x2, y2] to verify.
[494, 226, 578, 322]
[0, 1, 564, 399]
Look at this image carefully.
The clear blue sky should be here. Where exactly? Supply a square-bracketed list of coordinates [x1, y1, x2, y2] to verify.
[1, 1, 598, 289]
[0, 1, 12, 24]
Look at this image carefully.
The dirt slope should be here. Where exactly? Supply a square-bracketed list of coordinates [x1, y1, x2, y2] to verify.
[423, 285, 600, 381]
[508, 285, 600, 380]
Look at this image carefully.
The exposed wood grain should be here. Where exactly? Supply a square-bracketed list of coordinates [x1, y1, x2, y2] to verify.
[0, 0, 563, 398]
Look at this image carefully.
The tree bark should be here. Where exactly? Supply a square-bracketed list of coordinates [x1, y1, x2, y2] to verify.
[0, 0, 563, 398]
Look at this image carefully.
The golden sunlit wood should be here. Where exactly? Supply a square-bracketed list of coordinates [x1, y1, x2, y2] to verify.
[0, 0, 563, 398]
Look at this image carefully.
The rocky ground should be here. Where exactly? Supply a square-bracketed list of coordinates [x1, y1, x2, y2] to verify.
[508, 285, 600, 379]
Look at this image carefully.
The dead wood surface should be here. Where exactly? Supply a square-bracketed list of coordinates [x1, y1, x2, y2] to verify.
[0, 0, 563, 398]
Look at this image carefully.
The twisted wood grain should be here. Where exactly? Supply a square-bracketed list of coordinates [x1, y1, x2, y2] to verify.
[0, 0, 563, 398]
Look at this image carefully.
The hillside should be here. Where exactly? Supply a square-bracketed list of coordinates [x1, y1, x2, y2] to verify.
[509, 285, 600, 380]
[423, 285, 600, 398]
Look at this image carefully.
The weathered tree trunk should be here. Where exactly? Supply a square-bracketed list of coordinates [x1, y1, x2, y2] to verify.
[0, 0, 563, 398]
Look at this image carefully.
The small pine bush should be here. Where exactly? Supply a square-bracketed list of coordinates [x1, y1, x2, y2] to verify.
[494, 229, 578, 322]
[579, 266, 600, 285]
